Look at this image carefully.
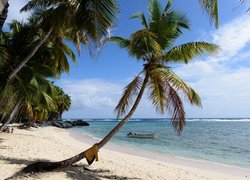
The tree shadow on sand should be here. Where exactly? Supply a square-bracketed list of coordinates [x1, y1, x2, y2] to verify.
[0, 155, 42, 165]
[3, 157, 140, 180]
[64, 164, 140, 180]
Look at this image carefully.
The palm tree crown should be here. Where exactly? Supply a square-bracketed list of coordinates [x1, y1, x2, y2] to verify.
[3, 0, 118, 84]
[21, 0, 118, 44]
[108, 0, 219, 133]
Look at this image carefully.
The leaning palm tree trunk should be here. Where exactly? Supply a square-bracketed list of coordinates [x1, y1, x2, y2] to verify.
[22, 73, 149, 173]
[0, 100, 21, 132]
[98, 73, 149, 149]
[6, 26, 53, 83]
[0, 0, 8, 30]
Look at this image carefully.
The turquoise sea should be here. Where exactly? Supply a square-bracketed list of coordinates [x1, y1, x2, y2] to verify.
[70, 118, 250, 168]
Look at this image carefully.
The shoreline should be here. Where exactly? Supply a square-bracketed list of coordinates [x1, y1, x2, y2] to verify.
[0, 126, 249, 179]
[68, 129, 250, 177]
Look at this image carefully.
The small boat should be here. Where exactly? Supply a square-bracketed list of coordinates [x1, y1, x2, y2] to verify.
[127, 133, 155, 139]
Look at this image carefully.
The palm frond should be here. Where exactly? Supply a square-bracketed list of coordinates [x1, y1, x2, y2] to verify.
[232, 1, 249, 13]
[21, 0, 65, 12]
[148, 0, 162, 22]
[60, 42, 76, 64]
[165, 83, 185, 134]
[130, 29, 162, 59]
[64, 30, 88, 55]
[199, 0, 219, 28]
[163, 42, 219, 63]
[155, 67, 202, 107]
[172, 11, 190, 31]
[0, 45, 9, 68]
[105, 36, 131, 49]
[148, 70, 167, 113]
[115, 75, 143, 119]
[41, 92, 56, 110]
[107, 31, 162, 60]
[162, 0, 173, 15]
[187, 87, 202, 107]
[149, 1, 190, 50]
[131, 12, 148, 28]
[75, 0, 119, 41]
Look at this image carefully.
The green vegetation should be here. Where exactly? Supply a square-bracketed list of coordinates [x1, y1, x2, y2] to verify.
[20, 0, 219, 173]
[0, 0, 221, 174]
[98, 0, 219, 147]
[0, 0, 222, 130]
[0, 17, 74, 131]
[0, 0, 118, 131]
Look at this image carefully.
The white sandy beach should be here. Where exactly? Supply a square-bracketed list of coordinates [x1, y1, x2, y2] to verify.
[0, 126, 249, 180]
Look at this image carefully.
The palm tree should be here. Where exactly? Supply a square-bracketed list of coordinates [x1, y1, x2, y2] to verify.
[22, 0, 219, 173]
[4, 0, 118, 84]
[0, 13, 78, 86]
[0, 20, 74, 131]
[0, 66, 59, 132]
[0, 77, 58, 130]
[22, 78, 58, 125]
[98, 0, 220, 146]
[48, 86, 71, 121]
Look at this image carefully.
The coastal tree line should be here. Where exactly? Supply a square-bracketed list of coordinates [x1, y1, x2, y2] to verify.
[0, 0, 241, 174]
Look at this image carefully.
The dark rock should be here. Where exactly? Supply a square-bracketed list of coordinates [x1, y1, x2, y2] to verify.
[51, 119, 89, 129]
[52, 121, 73, 129]
[70, 119, 89, 126]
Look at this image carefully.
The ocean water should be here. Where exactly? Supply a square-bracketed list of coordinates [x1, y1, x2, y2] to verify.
[70, 118, 250, 168]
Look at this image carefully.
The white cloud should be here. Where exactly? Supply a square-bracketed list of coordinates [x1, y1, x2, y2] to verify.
[57, 79, 124, 118]
[60, 14, 250, 118]
[212, 15, 250, 59]
[175, 14, 250, 118]
[59, 79, 122, 107]
[58, 78, 164, 118]
[5, 0, 30, 26]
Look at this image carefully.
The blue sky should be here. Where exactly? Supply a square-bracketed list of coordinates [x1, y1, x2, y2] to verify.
[5, 0, 250, 118]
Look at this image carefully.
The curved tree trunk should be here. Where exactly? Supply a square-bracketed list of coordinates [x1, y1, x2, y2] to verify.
[6, 26, 54, 83]
[0, 100, 21, 132]
[0, 0, 8, 31]
[98, 72, 149, 149]
[22, 72, 149, 173]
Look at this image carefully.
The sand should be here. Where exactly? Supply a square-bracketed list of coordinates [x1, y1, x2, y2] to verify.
[0, 126, 249, 180]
